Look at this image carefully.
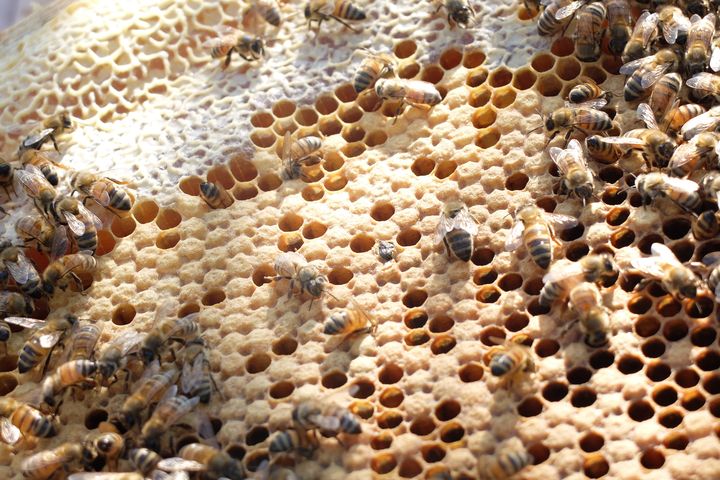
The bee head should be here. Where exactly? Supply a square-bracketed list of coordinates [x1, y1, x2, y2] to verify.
[584, 330, 608, 348]
[575, 184, 593, 200]
[43, 282, 55, 295]
[199, 182, 216, 198]
[251, 38, 264, 56]
[0, 163, 10, 175]
[679, 283, 697, 300]
[544, 116, 555, 132]
[657, 141, 675, 166]
[450, 8, 471, 26]
[304, 3, 311, 18]
[61, 113, 72, 130]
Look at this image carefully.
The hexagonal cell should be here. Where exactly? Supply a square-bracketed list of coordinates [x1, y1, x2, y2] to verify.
[251, 111, 274, 128]
[531, 53, 555, 72]
[536, 74, 562, 97]
[278, 233, 304, 252]
[462, 50, 486, 68]
[272, 99, 296, 118]
[295, 107, 318, 127]
[365, 130, 388, 147]
[489, 67, 512, 88]
[395, 40, 417, 59]
[335, 83, 358, 103]
[404, 309, 428, 329]
[399, 62, 421, 79]
[379, 363, 403, 384]
[421, 65, 444, 84]
[111, 216, 137, 238]
[396, 228, 419, 246]
[202, 289, 226, 306]
[411, 157, 436, 175]
[0, 374, 17, 395]
[475, 128, 500, 149]
[467, 67, 489, 87]
[404, 329, 430, 346]
[472, 107, 497, 128]
[580, 432, 604, 453]
[315, 95, 339, 115]
[556, 57, 581, 81]
[377, 410, 403, 429]
[112, 303, 136, 325]
[245, 353, 271, 374]
[250, 129, 276, 148]
[379, 387, 404, 408]
[371, 453, 397, 474]
[551, 37, 574, 56]
[583, 453, 609, 478]
[492, 87, 516, 108]
[132, 199, 159, 224]
[370, 201, 395, 221]
[459, 362, 484, 382]
[513, 67, 537, 90]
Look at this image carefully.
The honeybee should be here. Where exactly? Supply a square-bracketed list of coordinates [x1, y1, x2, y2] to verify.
[70, 171, 134, 216]
[21, 442, 84, 479]
[686, 72, 720, 101]
[42, 252, 97, 295]
[622, 11, 659, 63]
[269, 430, 316, 457]
[324, 301, 376, 339]
[18, 112, 73, 154]
[280, 132, 323, 181]
[668, 131, 720, 177]
[635, 172, 702, 213]
[681, 105, 720, 140]
[304, 0, 366, 33]
[685, 14, 715, 76]
[585, 135, 621, 164]
[666, 103, 706, 132]
[16, 214, 68, 256]
[601, 104, 675, 168]
[549, 138, 594, 204]
[539, 253, 617, 306]
[435, 0, 475, 28]
[252, 0, 282, 27]
[199, 181, 234, 209]
[648, 73, 682, 123]
[683, 0, 710, 17]
[119, 367, 177, 428]
[0, 398, 58, 444]
[293, 400, 362, 437]
[41, 359, 98, 408]
[66, 324, 101, 362]
[353, 50, 395, 93]
[204, 26, 264, 67]
[567, 283, 610, 347]
[82, 432, 125, 472]
[631, 242, 702, 300]
[6, 314, 77, 374]
[700, 252, 720, 299]
[537, 0, 573, 37]
[271, 252, 329, 304]
[373, 239, 402, 262]
[375, 78, 442, 122]
[156, 443, 245, 480]
[180, 337, 218, 403]
[52, 196, 102, 254]
[141, 387, 201, 448]
[693, 210, 720, 240]
[19, 150, 64, 186]
[482, 334, 535, 388]
[0, 241, 43, 298]
[16, 164, 57, 218]
[620, 49, 680, 101]
[435, 201, 479, 261]
[478, 447, 534, 480]
[505, 205, 579, 269]
[535, 106, 613, 146]
[140, 306, 199, 365]
[572, 2, 605, 62]
[96, 330, 144, 385]
[701, 171, 720, 206]
[128, 448, 162, 476]
[567, 77, 611, 105]
[657, 6, 691, 45]
[605, 0, 631, 55]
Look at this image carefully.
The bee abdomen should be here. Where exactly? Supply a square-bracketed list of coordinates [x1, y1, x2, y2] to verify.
[489, 354, 513, 376]
[585, 330, 608, 347]
[569, 85, 593, 103]
[499, 450, 533, 475]
[323, 313, 346, 334]
[18, 345, 41, 373]
[526, 235, 552, 269]
[262, 8, 281, 26]
[354, 70, 375, 93]
[334, 0, 366, 20]
[538, 282, 560, 306]
[624, 75, 646, 101]
[270, 431, 295, 452]
[446, 229, 473, 261]
[109, 190, 131, 211]
[76, 231, 98, 253]
[210, 45, 232, 59]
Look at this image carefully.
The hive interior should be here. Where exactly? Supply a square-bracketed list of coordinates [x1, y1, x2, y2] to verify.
[0, 0, 718, 479]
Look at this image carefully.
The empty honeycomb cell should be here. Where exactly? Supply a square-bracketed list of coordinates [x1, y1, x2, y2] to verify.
[278, 213, 304, 232]
[497, 273, 522, 291]
[379, 364, 403, 384]
[357, 91, 382, 113]
[258, 173, 282, 191]
[429, 315, 453, 333]
[662, 217, 691, 240]
[459, 363, 484, 382]
[315, 95, 339, 115]
[395, 40, 417, 58]
[531, 53, 555, 73]
[640, 448, 665, 469]
[663, 319, 688, 342]
[154, 208, 181, 231]
[402, 289, 428, 308]
[0, 355, 17, 372]
[537, 74, 562, 96]
[628, 295, 652, 315]
[652, 385, 678, 407]
[696, 350, 720, 371]
[542, 381, 569, 402]
[677, 368, 701, 388]
[339, 105, 363, 123]
[618, 355, 643, 375]
[641, 338, 666, 358]
[556, 57, 581, 81]
[656, 297, 681, 318]
[252, 264, 274, 287]
[246, 426, 269, 446]
[711, 399, 720, 418]
[397, 228, 421, 247]
[202, 289, 226, 306]
[435, 399, 461, 421]
[371, 202, 395, 221]
[342, 125, 366, 143]
[609, 227, 635, 249]
[379, 387, 404, 408]
[431, 335, 456, 354]
[278, 232, 303, 252]
[303, 184, 325, 201]
[399, 62, 421, 79]
[527, 298, 550, 315]
[703, 373, 720, 394]
[179, 303, 200, 317]
[0, 374, 17, 395]
[95, 230, 117, 257]
[571, 387, 597, 408]
[250, 129, 276, 148]
[582, 65, 607, 84]
[350, 379, 375, 399]
[350, 234, 374, 254]
[439, 422, 465, 443]
[271, 336, 297, 355]
[411, 157, 436, 175]
[84, 409, 108, 430]
[207, 165, 236, 190]
[371, 433, 393, 450]
[635, 316, 660, 337]
[421, 444, 446, 463]
[246, 452, 269, 473]
[599, 166, 624, 184]
[492, 87, 516, 109]
[245, 353, 271, 374]
[590, 350, 615, 369]
[517, 396, 543, 417]
[566, 242, 590, 261]
[551, 37, 574, 56]
[434, 160, 457, 180]
[658, 408, 683, 428]
[670, 241, 694, 262]
[580, 432, 605, 453]
[335, 83, 358, 103]
[602, 56, 623, 75]
[371, 453, 397, 474]
[295, 107, 319, 127]
[233, 184, 259, 200]
[381, 100, 404, 118]
[421, 65, 444, 84]
[523, 277, 543, 296]
[477, 286, 501, 303]
[319, 118, 342, 136]
[567, 367, 592, 385]
[226, 445, 245, 461]
[341, 143, 366, 158]
[628, 400, 654, 422]
[512, 67, 537, 90]
[468, 86, 492, 107]
[272, 99, 296, 118]
[470, 248, 494, 267]
[664, 432, 689, 450]
[328, 267, 353, 285]
[686, 296, 714, 318]
[111, 303, 135, 326]
[629, 192, 644, 208]
[250, 111, 274, 128]
[601, 187, 627, 205]
[405, 329, 431, 346]
[132, 199, 159, 224]
[321, 370, 347, 389]
[410, 417, 436, 436]
[398, 458, 422, 478]
[505, 172, 529, 190]
[377, 411, 403, 429]
[647, 362, 671, 382]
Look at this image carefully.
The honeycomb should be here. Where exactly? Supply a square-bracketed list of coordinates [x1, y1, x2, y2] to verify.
[0, 0, 717, 479]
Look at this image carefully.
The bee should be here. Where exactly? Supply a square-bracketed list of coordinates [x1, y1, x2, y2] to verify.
[324, 301, 376, 338]
[180, 337, 217, 403]
[666, 104, 706, 132]
[16, 164, 57, 219]
[66, 324, 101, 362]
[585, 135, 622, 164]
[505, 205, 579, 269]
[648, 73, 682, 124]
[70, 171, 134, 216]
[567, 283, 610, 347]
[271, 252, 329, 304]
[19, 150, 64, 186]
[0, 292, 33, 343]
[482, 335, 535, 388]
[269, 430, 316, 457]
[353, 50, 396, 93]
[686, 72, 720, 101]
[668, 131, 720, 177]
[204, 26, 264, 67]
[375, 78, 442, 122]
[681, 105, 720, 141]
[631, 242, 702, 300]
[700, 252, 720, 299]
[141, 387, 200, 448]
[478, 448, 534, 480]
[373, 240, 402, 262]
[0, 398, 58, 444]
[305, 0, 366, 33]
[95, 330, 143, 385]
[605, 0, 631, 55]
[620, 49, 680, 102]
[685, 14, 715, 76]
[635, 172, 702, 213]
[683, 0, 710, 17]
[141, 304, 199, 365]
[693, 210, 720, 240]
[16, 214, 68, 256]
[539, 253, 617, 306]
[52, 196, 102, 254]
[701, 171, 720, 206]
[43, 253, 97, 295]
[0, 157, 14, 198]
[435, 201, 479, 261]
[0, 241, 43, 298]
[280, 132, 323, 181]
[535, 106, 613, 146]
[252, 0, 282, 27]
[82, 432, 125, 472]
[128, 448, 162, 476]
[293, 400, 362, 437]
[21, 442, 84, 480]
[18, 112, 73, 154]
[435, 0, 475, 28]
[117, 367, 178, 428]
[41, 359, 98, 408]
[199, 181, 233, 209]
[658, 6, 691, 45]
[622, 11, 659, 63]
[571, 2, 605, 62]
[549, 138, 594, 204]
[567, 77, 611, 105]
[6, 314, 77, 374]
[156, 443, 245, 480]
[67, 474, 143, 480]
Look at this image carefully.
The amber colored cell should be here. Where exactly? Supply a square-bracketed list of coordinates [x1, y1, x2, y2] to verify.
[278, 212, 303, 232]
[617, 355, 643, 374]
[133, 199, 159, 224]
[583, 453, 609, 478]
[178, 303, 200, 317]
[702, 372, 720, 394]
[295, 107, 318, 127]
[513, 67, 537, 90]
[321, 370, 347, 389]
[583, 65, 607, 84]
[342, 142, 365, 158]
[342, 125, 365, 143]
[399, 62, 420, 79]
[112, 303, 136, 325]
[350, 233, 374, 253]
[0, 374, 17, 395]
[335, 83, 357, 103]
[339, 105, 362, 123]
[271, 336, 297, 356]
[395, 40, 417, 58]
[532, 53, 555, 72]
[664, 432, 689, 450]
[536, 74, 562, 97]
[463, 50, 486, 68]
[439, 421, 465, 443]
[421, 444, 446, 463]
[377, 411, 403, 429]
[634, 316, 660, 337]
[566, 242, 589, 261]
[277, 232, 303, 252]
[640, 448, 665, 469]
[658, 408, 683, 428]
[468, 86, 491, 106]
[610, 228, 634, 248]
[505, 172, 529, 190]
[250, 129, 276, 148]
[409, 417, 436, 436]
[522, 277, 543, 296]
[250, 111, 274, 128]
[302, 185, 324, 201]
[257, 173, 282, 191]
[472, 107, 496, 129]
[404, 329, 430, 346]
[315, 94, 339, 115]
[641, 338, 665, 358]
[201, 289, 226, 306]
[411, 157, 435, 175]
[435, 399, 461, 421]
[365, 130, 388, 146]
[663, 319, 688, 342]
[471, 248, 494, 267]
[207, 165, 235, 189]
[371, 433, 393, 450]
[627, 295, 652, 315]
[492, 87, 516, 108]
[652, 384, 677, 407]
[350, 378, 375, 399]
[111, 215, 137, 239]
[319, 118, 342, 136]
[252, 264, 274, 287]
[0, 355, 17, 372]
[489, 67, 512, 87]
[371, 201, 394, 221]
[429, 315, 453, 333]
[328, 267, 353, 285]
[232, 183, 258, 200]
[246, 353, 271, 374]
[95, 230, 116, 256]
[379, 387, 404, 408]
[480, 326, 505, 347]
[601, 187, 626, 205]
[580, 432, 604, 453]
[421, 65, 444, 84]
[656, 297, 681, 317]
[686, 295, 714, 318]
[323, 173, 347, 190]
[542, 381, 568, 402]
[379, 364, 403, 384]
[431, 335, 456, 354]
[371, 453, 397, 474]
[535, 339, 560, 358]
[435, 160, 457, 179]
[556, 57, 581, 81]
[272, 99, 296, 118]
[155, 208, 181, 230]
[647, 362, 671, 382]
[504, 312, 529, 332]
[459, 363, 484, 382]
[628, 400, 654, 422]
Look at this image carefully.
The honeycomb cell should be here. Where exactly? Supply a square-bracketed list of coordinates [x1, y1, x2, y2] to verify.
[646, 362, 671, 382]
[339, 105, 363, 123]
[571, 387, 597, 407]
[411, 157, 436, 175]
[341, 143, 365, 158]
[323, 152, 345, 173]
[398, 458, 422, 478]
[207, 165, 235, 190]
[111, 303, 136, 326]
[258, 174, 282, 191]
[0, 374, 17, 395]
[351, 401, 374, 419]
[635, 316, 660, 337]
[663, 217, 691, 240]
[252, 264, 274, 287]
[421, 444, 446, 463]
[702, 372, 720, 393]
[676, 368, 700, 388]
[551, 37, 574, 56]
[652, 384, 677, 407]
[371, 453, 397, 474]
[463, 50, 486, 68]
[542, 381, 569, 402]
[321, 370, 347, 389]
[476, 286, 501, 303]
[589, 350, 615, 369]
[434, 160, 457, 179]
[640, 448, 665, 469]
[686, 295, 714, 318]
[663, 319, 688, 342]
[405, 329, 430, 346]
[469, 86, 491, 106]
[641, 338, 665, 358]
[95, 230, 117, 256]
[421, 65, 444, 84]
[505, 172, 528, 190]
[618, 355, 643, 374]
[638, 234, 663, 255]
[379, 387, 404, 408]
[395, 40, 417, 58]
[628, 295, 652, 315]
[84, 409, 108, 430]
[178, 303, 200, 317]
[295, 107, 318, 127]
[610, 228, 634, 248]
[251, 111, 274, 128]
[459, 363, 484, 382]
[271, 337, 297, 356]
[233, 184, 258, 200]
[628, 400, 654, 422]
[497, 273, 522, 291]
[335, 83, 358, 103]
[410, 417, 436, 436]
[315, 95, 339, 115]
[512, 67, 537, 90]
[365, 130, 388, 146]
[518, 396, 543, 417]
[601, 187, 626, 205]
[535, 339, 560, 357]
[155, 208, 181, 230]
[278, 213, 303, 232]
[302, 185, 324, 201]
[377, 411, 403, 429]
[472, 107, 496, 129]
[246, 452, 269, 473]
[567, 367, 592, 384]
[250, 130, 276, 148]
[488, 67, 512, 88]
[371, 433, 393, 450]
[580, 432, 604, 453]
[246, 426, 269, 446]
[245, 353, 271, 374]
[379, 364, 403, 384]
[439, 421, 464, 443]
[133, 199, 159, 224]
[696, 350, 720, 371]
[272, 99, 296, 118]
[328, 267, 353, 285]
[566, 242, 589, 261]
[278, 232, 303, 252]
[431, 335, 456, 354]
[531, 53, 555, 72]
[270, 381, 294, 399]
[492, 87, 516, 108]
[0, 355, 17, 372]
[656, 297, 681, 317]
[536, 74, 562, 97]
[711, 399, 720, 418]
[350, 379, 375, 399]
[319, 118, 342, 136]
[342, 125, 365, 143]
[522, 277, 543, 296]
[583, 65, 607, 84]
[556, 57, 581, 81]
[399, 62, 421, 79]
[658, 408, 683, 428]
[599, 166, 623, 184]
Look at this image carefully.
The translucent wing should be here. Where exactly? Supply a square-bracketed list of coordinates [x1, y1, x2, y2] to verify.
[619, 57, 647, 75]
[665, 176, 699, 195]
[710, 47, 720, 72]
[50, 226, 69, 261]
[631, 257, 667, 278]
[282, 131, 293, 161]
[637, 103, 659, 130]
[15, 166, 51, 196]
[453, 209, 479, 236]
[640, 63, 671, 89]
[504, 220, 525, 251]
[78, 203, 103, 229]
[542, 262, 583, 283]
[681, 107, 720, 140]
[546, 213, 579, 229]
[63, 211, 86, 236]
[650, 242, 683, 266]
[3, 317, 46, 329]
[181, 354, 203, 395]
[662, 18, 679, 44]
[201, 36, 228, 50]
[21, 128, 53, 148]
[434, 211, 453, 245]
[669, 142, 701, 170]
[167, 396, 200, 425]
[600, 136, 647, 147]
[6, 254, 32, 285]
[566, 139, 586, 163]
[701, 252, 720, 267]
[573, 108, 611, 126]
[555, 0, 584, 20]
[565, 98, 607, 109]
[0, 417, 20, 445]
[112, 329, 145, 357]
[38, 330, 64, 349]
[686, 73, 720, 94]
[157, 457, 206, 472]
[636, 12, 659, 46]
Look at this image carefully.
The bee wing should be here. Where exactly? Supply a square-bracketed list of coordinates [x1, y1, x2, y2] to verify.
[0, 417, 20, 445]
[157, 457, 206, 472]
[565, 99, 608, 110]
[168, 396, 200, 425]
[567, 139, 588, 167]
[180, 354, 203, 395]
[665, 176, 700, 194]
[21, 128, 53, 148]
[636, 12, 659, 45]
[711, 46, 720, 72]
[542, 262, 583, 283]
[640, 63, 672, 89]
[6, 254, 32, 285]
[434, 212, 453, 244]
[549, 147, 572, 175]
[663, 17, 680, 44]
[15, 167, 49, 196]
[701, 251, 720, 267]
[504, 220, 525, 252]
[601, 136, 646, 147]
[63, 211, 86, 236]
[555, 0, 584, 20]
[152, 472, 190, 480]
[282, 131, 293, 161]
[686, 73, 720, 94]
[78, 203, 103, 229]
[669, 142, 700, 170]
[108, 329, 144, 356]
[50, 226, 69, 261]
[637, 103, 659, 130]
[454, 209, 479, 235]
[631, 256, 667, 278]
[650, 242, 684, 267]
[573, 108, 611, 126]
[3, 316, 46, 329]
[682, 108, 720, 140]
[38, 330, 64, 349]
[619, 57, 647, 75]
[547, 213, 579, 229]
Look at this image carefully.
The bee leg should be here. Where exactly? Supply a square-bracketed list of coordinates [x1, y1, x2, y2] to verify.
[442, 237, 452, 259]
[392, 101, 406, 125]
[224, 50, 233, 68]
[209, 372, 225, 400]
[329, 15, 360, 33]
[50, 134, 59, 153]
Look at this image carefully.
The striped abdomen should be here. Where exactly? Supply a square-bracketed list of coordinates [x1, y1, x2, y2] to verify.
[199, 181, 233, 209]
[539, 280, 565, 306]
[668, 104, 705, 131]
[489, 450, 533, 478]
[210, 44, 233, 59]
[489, 352, 517, 377]
[693, 211, 719, 240]
[18, 339, 47, 373]
[270, 431, 296, 452]
[334, 0, 366, 20]
[537, 3, 563, 36]
[76, 228, 98, 254]
[523, 223, 552, 269]
[12, 404, 57, 437]
[624, 69, 650, 101]
[445, 229, 473, 261]
[354, 68, 379, 93]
